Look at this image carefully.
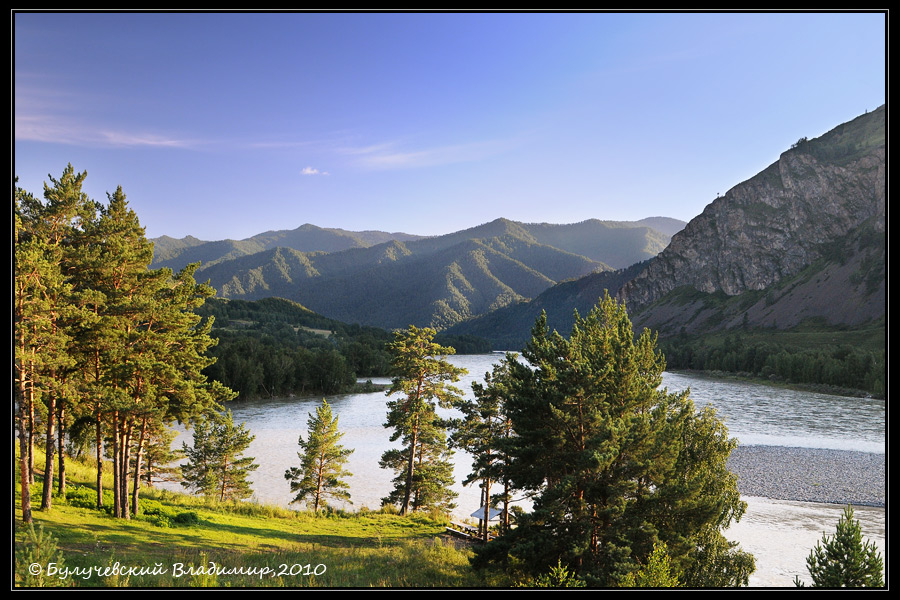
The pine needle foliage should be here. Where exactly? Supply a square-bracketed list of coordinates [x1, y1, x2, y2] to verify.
[796, 505, 884, 588]
[285, 399, 354, 512]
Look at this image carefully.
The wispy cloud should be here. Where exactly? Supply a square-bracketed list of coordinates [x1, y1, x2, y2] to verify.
[340, 137, 515, 170]
[15, 113, 197, 148]
[14, 81, 197, 148]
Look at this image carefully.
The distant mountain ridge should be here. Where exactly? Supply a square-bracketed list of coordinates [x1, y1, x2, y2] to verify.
[152, 217, 684, 330]
[151, 223, 424, 272]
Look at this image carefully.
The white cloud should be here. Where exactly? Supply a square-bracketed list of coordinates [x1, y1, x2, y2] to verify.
[301, 166, 329, 176]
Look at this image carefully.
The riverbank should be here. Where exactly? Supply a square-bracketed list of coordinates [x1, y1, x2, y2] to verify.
[727, 445, 885, 507]
[669, 368, 880, 399]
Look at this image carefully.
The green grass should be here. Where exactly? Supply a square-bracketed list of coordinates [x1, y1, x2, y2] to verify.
[14, 449, 484, 588]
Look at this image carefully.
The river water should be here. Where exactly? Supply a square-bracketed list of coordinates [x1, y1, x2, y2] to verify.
[166, 354, 885, 587]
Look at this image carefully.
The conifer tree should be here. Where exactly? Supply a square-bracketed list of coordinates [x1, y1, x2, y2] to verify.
[15, 166, 233, 520]
[380, 326, 466, 515]
[285, 400, 353, 512]
[182, 410, 259, 502]
[138, 422, 184, 487]
[472, 293, 753, 587]
[619, 542, 680, 587]
[451, 356, 515, 540]
[796, 505, 884, 588]
[14, 167, 94, 516]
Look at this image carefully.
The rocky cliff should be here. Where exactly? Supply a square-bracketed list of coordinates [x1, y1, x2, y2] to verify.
[621, 106, 885, 317]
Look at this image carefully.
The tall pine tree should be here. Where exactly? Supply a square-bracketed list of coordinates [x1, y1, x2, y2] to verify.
[473, 293, 754, 587]
[380, 326, 466, 515]
[15, 166, 94, 516]
[451, 356, 515, 540]
[285, 400, 353, 512]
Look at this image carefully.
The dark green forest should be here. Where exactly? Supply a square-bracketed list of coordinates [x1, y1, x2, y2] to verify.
[660, 326, 885, 398]
[195, 297, 392, 399]
[194, 297, 491, 401]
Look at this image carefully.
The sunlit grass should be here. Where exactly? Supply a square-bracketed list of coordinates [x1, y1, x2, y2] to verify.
[14, 447, 483, 587]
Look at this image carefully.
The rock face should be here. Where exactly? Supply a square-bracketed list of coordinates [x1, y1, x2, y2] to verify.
[622, 106, 885, 312]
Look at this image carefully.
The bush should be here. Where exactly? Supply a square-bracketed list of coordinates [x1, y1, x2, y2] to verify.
[173, 511, 201, 526]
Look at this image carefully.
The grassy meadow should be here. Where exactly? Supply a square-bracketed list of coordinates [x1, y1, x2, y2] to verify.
[13, 448, 490, 588]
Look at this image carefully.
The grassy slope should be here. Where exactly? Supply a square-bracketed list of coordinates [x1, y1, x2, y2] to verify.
[14, 450, 484, 588]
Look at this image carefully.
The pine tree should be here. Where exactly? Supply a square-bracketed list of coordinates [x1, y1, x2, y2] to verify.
[380, 326, 466, 515]
[285, 400, 353, 512]
[796, 505, 884, 588]
[472, 293, 753, 587]
[620, 542, 680, 587]
[451, 356, 515, 540]
[138, 422, 184, 487]
[213, 411, 259, 502]
[182, 410, 259, 502]
[14, 167, 94, 516]
[180, 417, 219, 497]
[15, 166, 234, 520]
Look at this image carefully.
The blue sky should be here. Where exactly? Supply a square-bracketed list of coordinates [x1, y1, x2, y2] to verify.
[14, 11, 886, 241]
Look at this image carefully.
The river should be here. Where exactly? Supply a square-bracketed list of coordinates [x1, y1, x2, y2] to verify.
[165, 354, 886, 587]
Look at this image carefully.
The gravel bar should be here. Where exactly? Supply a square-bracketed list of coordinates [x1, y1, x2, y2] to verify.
[727, 446, 885, 508]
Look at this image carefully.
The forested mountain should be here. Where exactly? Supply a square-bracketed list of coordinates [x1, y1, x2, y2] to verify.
[151, 223, 424, 272]
[444, 261, 651, 349]
[157, 217, 682, 330]
[193, 297, 396, 400]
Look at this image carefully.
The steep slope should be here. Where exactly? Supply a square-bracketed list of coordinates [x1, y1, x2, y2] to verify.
[633, 217, 885, 335]
[621, 105, 885, 331]
[445, 261, 650, 349]
[449, 106, 884, 351]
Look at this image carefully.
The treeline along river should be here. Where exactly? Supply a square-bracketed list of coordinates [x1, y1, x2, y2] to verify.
[164, 354, 885, 587]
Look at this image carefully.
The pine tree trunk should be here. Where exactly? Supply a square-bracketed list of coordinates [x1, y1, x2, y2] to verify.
[131, 416, 148, 516]
[41, 388, 56, 511]
[401, 379, 424, 515]
[17, 377, 32, 524]
[483, 478, 491, 543]
[112, 411, 121, 517]
[57, 404, 66, 497]
[95, 414, 104, 508]
[402, 415, 419, 516]
[28, 381, 36, 486]
[121, 419, 132, 519]
[220, 456, 229, 502]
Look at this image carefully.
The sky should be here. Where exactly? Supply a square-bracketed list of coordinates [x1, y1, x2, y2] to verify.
[14, 11, 886, 241]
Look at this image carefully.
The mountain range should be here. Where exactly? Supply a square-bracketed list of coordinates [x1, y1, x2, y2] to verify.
[152, 217, 683, 330]
[153, 106, 884, 350]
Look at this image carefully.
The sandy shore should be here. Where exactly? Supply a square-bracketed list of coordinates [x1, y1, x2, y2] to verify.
[727, 445, 885, 508]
